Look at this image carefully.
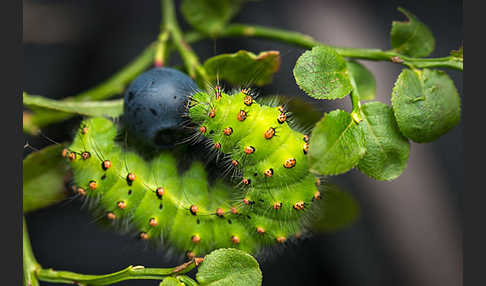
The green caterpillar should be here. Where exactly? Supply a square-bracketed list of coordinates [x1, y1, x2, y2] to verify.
[188, 88, 321, 224]
[65, 89, 321, 259]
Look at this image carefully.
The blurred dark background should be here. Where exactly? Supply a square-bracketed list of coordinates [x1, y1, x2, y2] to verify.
[23, 0, 463, 285]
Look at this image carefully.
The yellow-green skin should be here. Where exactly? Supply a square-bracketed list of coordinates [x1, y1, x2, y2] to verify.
[67, 89, 319, 258]
[189, 90, 320, 241]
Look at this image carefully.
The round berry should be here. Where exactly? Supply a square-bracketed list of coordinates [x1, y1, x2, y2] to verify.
[123, 67, 198, 148]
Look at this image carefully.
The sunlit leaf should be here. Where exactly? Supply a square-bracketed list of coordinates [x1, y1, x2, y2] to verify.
[204, 50, 281, 86]
[196, 248, 262, 286]
[308, 110, 366, 175]
[391, 68, 461, 143]
[390, 7, 435, 57]
[357, 102, 410, 180]
[294, 46, 352, 100]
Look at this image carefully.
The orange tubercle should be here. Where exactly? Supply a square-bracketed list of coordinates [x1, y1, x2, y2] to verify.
[192, 235, 201, 244]
[127, 173, 136, 182]
[106, 212, 116, 220]
[231, 236, 240, 244]
[293, 201, 305, 210]
[88, 181, 97, 190]
[237, 110, 247, 121]
[284, 158, 296, 168]
[216, 208, 224, 217]
[264, 127, 275, 139]
[149, 218, 158, 227]
[224, 127, 233, 136]
[117, 201, 126, 209]
[68, 152, 76, 161]
[244, 146, 255, 154]
[264, 168, 274, 177]
[209, 108, 216, 118]
[190, 205, 199, 215]
[102, 160, 111, 170]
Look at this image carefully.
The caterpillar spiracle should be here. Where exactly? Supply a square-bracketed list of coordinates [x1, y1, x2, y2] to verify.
[65, 88, 322, 259]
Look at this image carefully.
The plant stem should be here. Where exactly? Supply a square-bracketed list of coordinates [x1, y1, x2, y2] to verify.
[23, 2, 204, 135]
[155, 29, 170, 67]
[177, 275, 200, 286]
[23, 92, 124, 118]
[350, 92, 362, 123]
[161, 0, 209, 85]
[348, 69, 362, 122]
[36, 260, 200, 286]
[24, 214, 203, 285]
[23, 216, 41, 286]
[218, 24, 463, 71]
[23, 20, 462, 134]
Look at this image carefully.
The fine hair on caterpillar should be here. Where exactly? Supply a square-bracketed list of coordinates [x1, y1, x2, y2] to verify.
[65, 116, 324, 261]
[186, 87, 321, 211]
[142, 47, 304, 149]
[183, 85, 314, 182]
[182, 86, 311, 164]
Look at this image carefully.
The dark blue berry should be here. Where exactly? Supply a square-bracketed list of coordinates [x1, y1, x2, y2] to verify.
[123, 67, 198, 148]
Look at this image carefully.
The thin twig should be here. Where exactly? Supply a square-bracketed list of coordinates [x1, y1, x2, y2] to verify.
[217, 24, 463, 71]
[23, 13, 462, 134]
[23, 217, 41, 286]
[36, 259, 203, 285]
[161, 0, 209, 84]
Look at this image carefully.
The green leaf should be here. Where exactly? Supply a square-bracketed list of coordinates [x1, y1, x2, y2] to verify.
[391, 69, 461, 143]
[23, 93, 123, 118]
[196, 248, 262, 286]
[181, 0, 245, 36]
[160, 277, 184, 286]
[346, 60, 376, 101]
[390, 7, 435, 58]
[357, 102, 410, 181]
[311, 184, 360, 232]
[308, 110, 366, 175]
[294, 45, 352, 100]
[23, 144, 69, 213]
[204, 50, 281, 86]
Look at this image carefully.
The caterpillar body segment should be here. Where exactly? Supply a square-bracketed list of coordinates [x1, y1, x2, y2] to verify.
[188, 89, 320, 229]
[66, 117, 313, 257]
